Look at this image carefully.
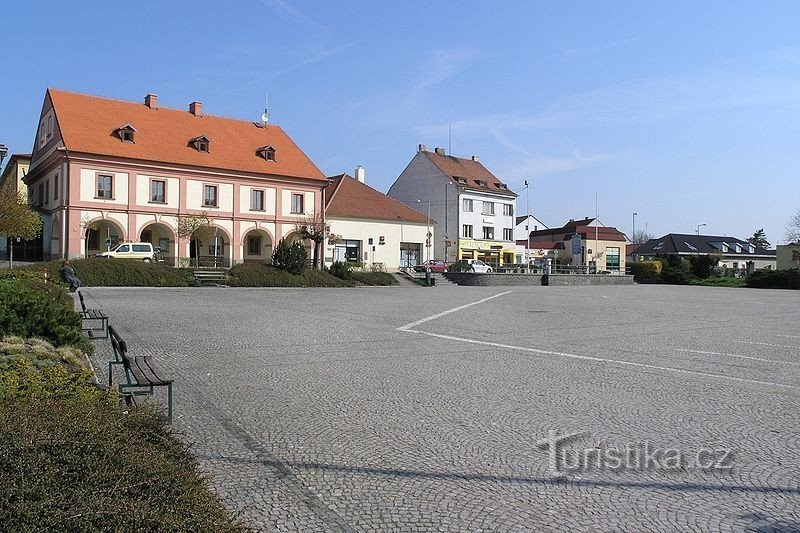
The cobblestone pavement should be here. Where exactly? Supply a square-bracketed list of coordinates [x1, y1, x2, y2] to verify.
[83, 285, 800, 532]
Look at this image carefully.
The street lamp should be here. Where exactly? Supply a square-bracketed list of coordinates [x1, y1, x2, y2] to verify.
[416, 199, 432, 262]
[696, 223, 707, 235]
[443, 181, 455, 261]
[632, 212, 638, 243]
[0, 144, 8, 168]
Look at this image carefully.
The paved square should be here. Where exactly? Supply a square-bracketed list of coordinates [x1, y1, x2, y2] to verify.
[83, 284, 800, 531]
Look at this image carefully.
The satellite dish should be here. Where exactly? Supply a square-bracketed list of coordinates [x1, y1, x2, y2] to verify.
[261, 111, 270, 123]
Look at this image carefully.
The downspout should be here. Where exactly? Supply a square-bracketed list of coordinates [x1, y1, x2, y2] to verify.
[60, 146, 70, 259]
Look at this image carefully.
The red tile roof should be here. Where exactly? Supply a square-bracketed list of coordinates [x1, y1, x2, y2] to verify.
[326, 174, 430, 224]
[46, 89, 326, 181]
[423, 151, 516, 198]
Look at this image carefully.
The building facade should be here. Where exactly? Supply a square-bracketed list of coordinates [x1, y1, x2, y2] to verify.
[633, 234, 776, 273]
[325, 170, 430, 271]
[387, 145, 517, 267]
[776, 243, 800, 270]
[0, 153, 40, 261]
[23, 89, 327, 265]
[527, 218, 628, 272]
[513, 214, 549, 264]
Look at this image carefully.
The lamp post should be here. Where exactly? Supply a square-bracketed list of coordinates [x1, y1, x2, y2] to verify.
[696, 223, 707, 235]
[416, 199, 432, 263]
[443, 181, 454, 261]
[632, 212, 638, 243]
[524, 180, 532, 268]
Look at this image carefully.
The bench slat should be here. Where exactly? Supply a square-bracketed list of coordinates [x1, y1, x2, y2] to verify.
[142, 356, 173, 385]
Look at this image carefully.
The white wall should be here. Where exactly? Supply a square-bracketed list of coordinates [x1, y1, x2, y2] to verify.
[135, 174, 180, 209]
[281, 189, 316, 217]
[327, 217, 429, 271]
[79, 168, 129, 204]
[186, 180, 233, 211]
[240, 185, 277, 215]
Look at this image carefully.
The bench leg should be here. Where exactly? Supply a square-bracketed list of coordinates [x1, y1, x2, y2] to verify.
[167, 383, 173, 424]
[108, 360, 123, 386]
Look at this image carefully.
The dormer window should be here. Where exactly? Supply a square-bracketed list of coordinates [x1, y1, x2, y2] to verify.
[114, 124, 136, 143]
[257, 145, 276, 162]
[496, 183, 508, 190]
[476, 180, 488, 189]
[454, 176, 468, 185]
[190, 135, 210, 153]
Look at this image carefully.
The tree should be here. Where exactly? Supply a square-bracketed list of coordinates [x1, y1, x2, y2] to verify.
[632, 230, 653, 245]
[272, 238, 307, 275]
[786, 209, 800, 244]
[176, 213, 215, 266]
[747, 228, 770, 249]
[0, 182, 43, 268]
[295, 214, 328, 269]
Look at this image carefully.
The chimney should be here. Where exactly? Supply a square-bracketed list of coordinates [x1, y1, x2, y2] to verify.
[144, 94, 158, 109]
[189, 101, 203, 116]
[434, 147, 446, 155]
[355, 165, 366, 183]
[418, 144, 427, 152]
[471, 155, 480, 162]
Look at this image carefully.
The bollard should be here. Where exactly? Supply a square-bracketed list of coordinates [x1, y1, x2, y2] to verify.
[426, 267, 432, 286]
[44, 269, 48, 284]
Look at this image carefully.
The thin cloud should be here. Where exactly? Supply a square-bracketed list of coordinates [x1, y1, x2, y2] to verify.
[239, 42, 356, 89]
[561, 35, 645, 57]
[257, 0, 322, 28]
[412, 48, 483, 94]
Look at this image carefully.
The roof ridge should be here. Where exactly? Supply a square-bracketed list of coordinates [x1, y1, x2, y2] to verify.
[49, 88, 285, 129]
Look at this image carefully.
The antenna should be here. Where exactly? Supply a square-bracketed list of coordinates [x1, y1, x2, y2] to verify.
[448, 122, 452, 154]
[261, 92, 270, 124]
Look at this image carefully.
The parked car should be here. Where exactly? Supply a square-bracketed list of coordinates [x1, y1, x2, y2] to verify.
[413, 259, 449, 273]
[97, 242, 156, 262]
[454, 259, 493, 273]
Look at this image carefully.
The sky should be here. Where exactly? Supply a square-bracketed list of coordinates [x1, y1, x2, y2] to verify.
[2, 1, 800, 245]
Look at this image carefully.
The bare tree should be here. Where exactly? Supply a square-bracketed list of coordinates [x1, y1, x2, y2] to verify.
[786, 209, 800, 244]
[0, 182, 43, 267]
[295, 214, 329, 269]
[632, 230, 653, 244]
[177, 213, 215, 266]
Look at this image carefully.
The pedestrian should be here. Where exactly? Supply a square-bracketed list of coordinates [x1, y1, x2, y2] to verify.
[58, 259, 82, 293]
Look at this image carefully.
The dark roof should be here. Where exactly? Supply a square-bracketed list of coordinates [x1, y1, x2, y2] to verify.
[325, 174, 430, 224]
[635, 234, 776, 257]
[528, 217, 627, 242]
[423, 151, 516, 198]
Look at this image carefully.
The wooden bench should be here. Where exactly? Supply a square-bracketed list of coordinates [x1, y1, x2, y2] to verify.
[108, 326, 174, 423]
[77, 291, 109, 339]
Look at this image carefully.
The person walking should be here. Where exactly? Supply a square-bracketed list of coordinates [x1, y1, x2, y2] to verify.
[58, 259, 82, 293]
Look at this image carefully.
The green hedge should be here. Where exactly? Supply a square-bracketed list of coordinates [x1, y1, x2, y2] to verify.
[0, 279, 91, 354]
[12, 259, 196, 287]
[747, 269, 800, 289]
[351, 272, 398, 286]
[0, 359, 244, 531]
[228, 264, 353, 287]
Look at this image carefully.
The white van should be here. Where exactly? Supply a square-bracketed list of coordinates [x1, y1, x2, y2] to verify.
[97, 242, 156, 262]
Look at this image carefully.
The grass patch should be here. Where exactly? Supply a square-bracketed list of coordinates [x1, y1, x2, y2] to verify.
[11, 259, 196, 287]
[0, 359, 244, 531]
[689, 277, 747, 288]
[351, 271, 398, 286]
[228, 263, 354, 287]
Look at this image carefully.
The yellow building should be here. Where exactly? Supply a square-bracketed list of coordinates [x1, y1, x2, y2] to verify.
[776, 244, 800, 270]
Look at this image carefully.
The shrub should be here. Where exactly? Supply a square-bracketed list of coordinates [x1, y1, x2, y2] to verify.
[228, 264, 353, 287]
[687, 253, 721, 279]
[12, 259, 195, 287]
[629, 261, 662, 281]
[0, 336, 87, 373]
[0, 279, 90, 353]
[329, 261, 352, 280]
[350, 272, 398, 286]
[272, 238, 307, 275]
[0, 360, 244, 531]
[369, 263, 387, 273]
[747, 269, 800, 289]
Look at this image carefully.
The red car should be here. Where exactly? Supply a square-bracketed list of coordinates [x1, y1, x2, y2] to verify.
[414, 260, 449, 273]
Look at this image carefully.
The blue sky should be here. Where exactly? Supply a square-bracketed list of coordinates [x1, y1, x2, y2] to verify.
[3, 1, 800, 244]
